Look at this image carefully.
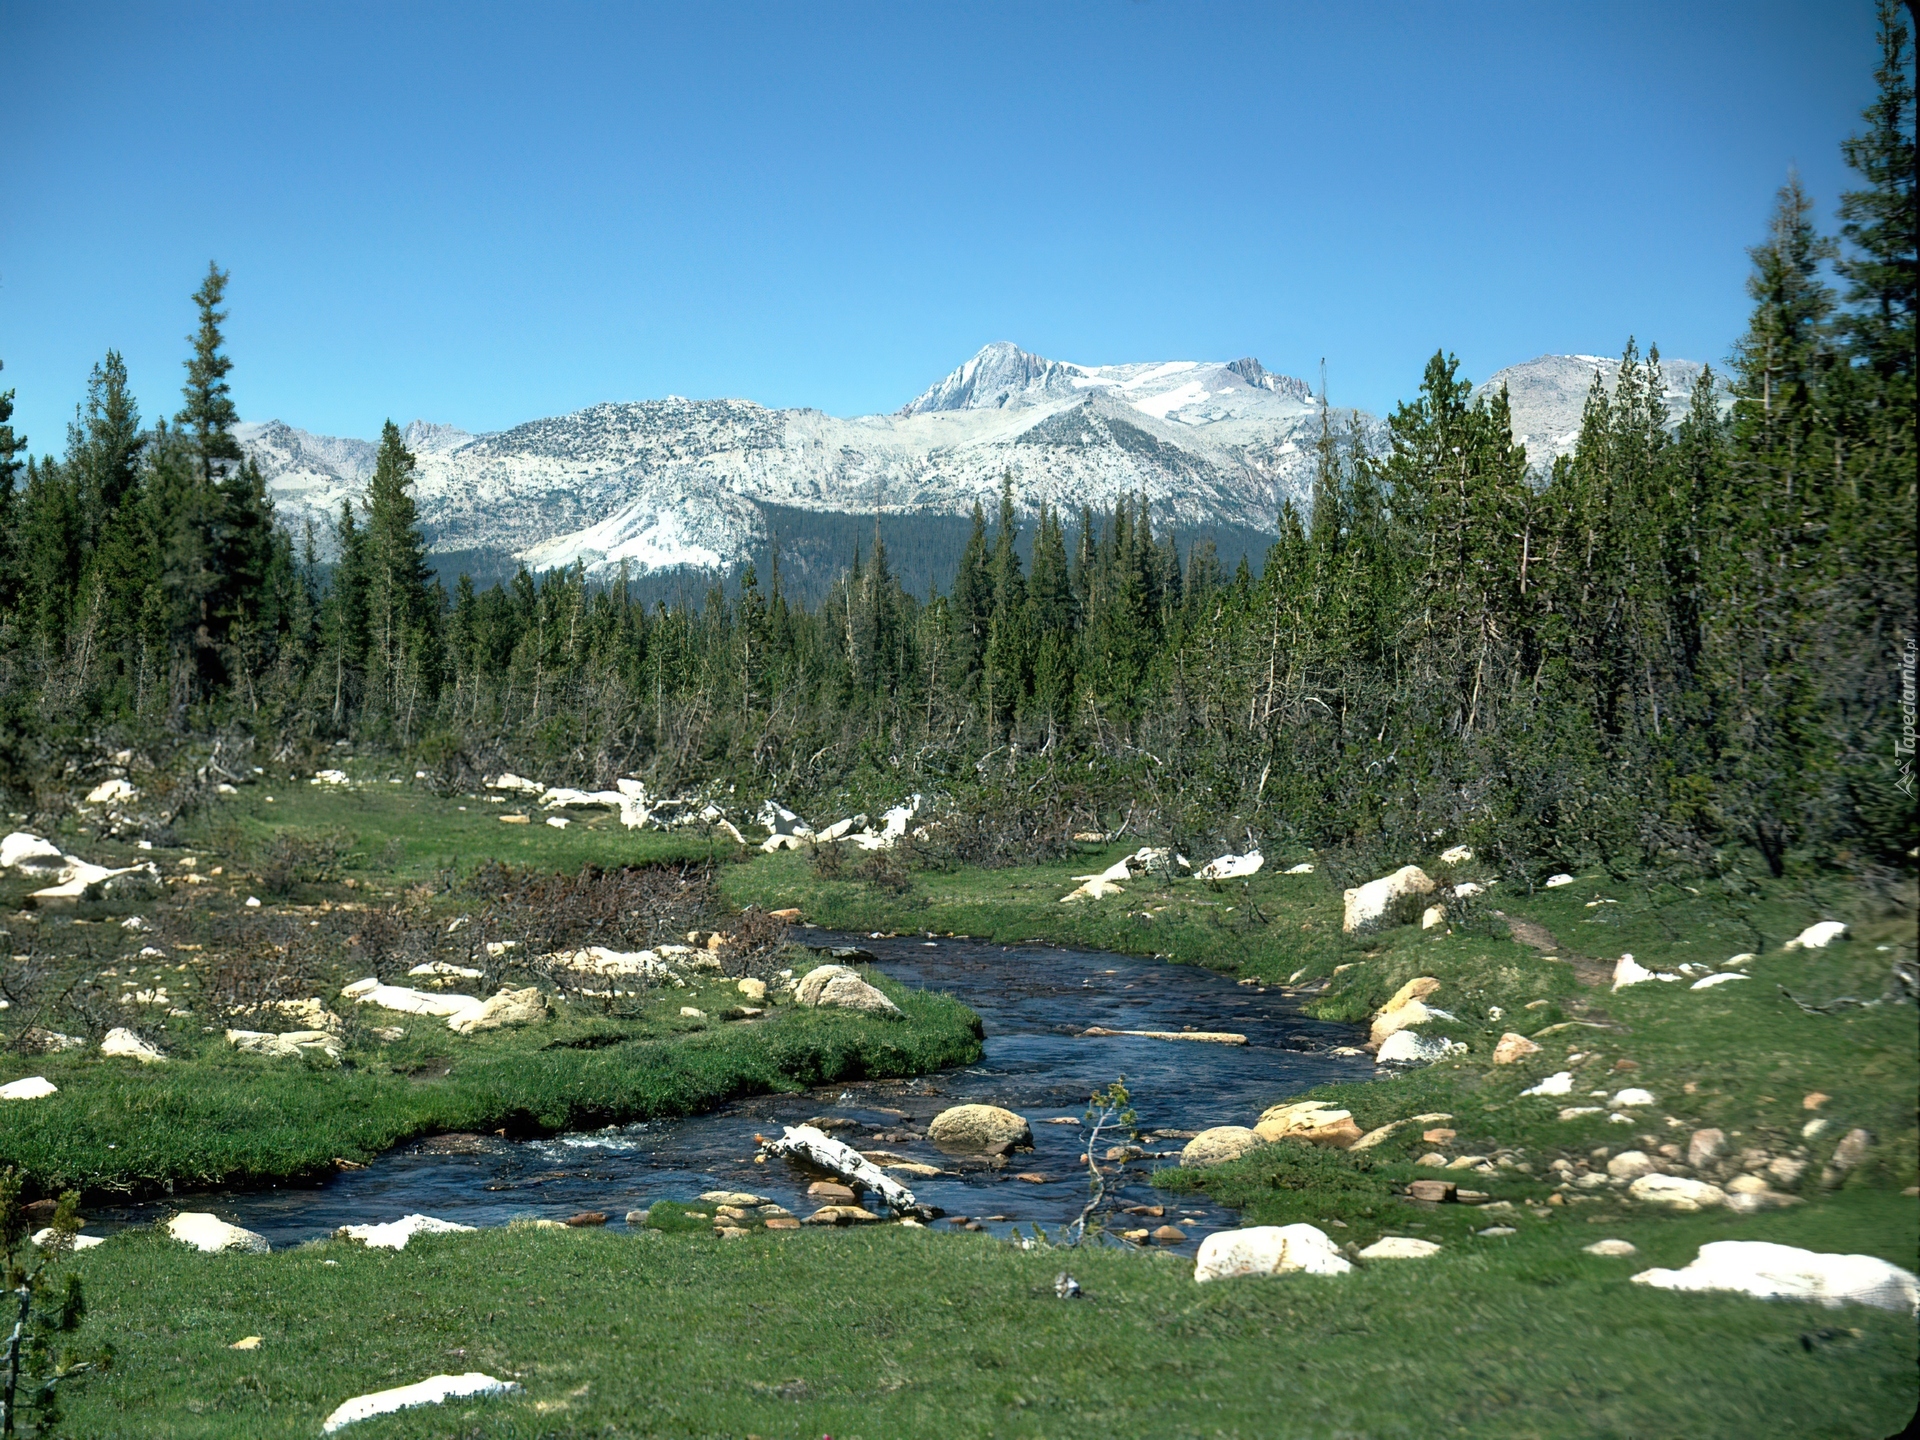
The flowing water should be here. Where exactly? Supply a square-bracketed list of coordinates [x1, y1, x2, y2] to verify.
[92, 932, 1371, 1253]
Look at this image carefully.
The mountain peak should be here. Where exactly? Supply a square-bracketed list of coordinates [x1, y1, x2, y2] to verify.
[897, 342, 1084, 416]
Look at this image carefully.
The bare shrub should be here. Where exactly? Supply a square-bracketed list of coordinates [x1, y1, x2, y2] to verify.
[809, 840, 845, 880]
[256, 828, 349, 897]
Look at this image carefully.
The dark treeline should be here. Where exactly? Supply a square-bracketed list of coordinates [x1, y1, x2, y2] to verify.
[1, 9, 1911, 879]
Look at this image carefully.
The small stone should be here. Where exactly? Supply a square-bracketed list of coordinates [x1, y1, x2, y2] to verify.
[230, 1336, 262, 1350]
[802, 1205, 881, 1225]
[679, 1006, 707, 1018]
[1492, 1032, 1542, 1065]
[1478, 1226, 1518, 1237]
[1359, 1236, 1441, 1259]
[1627, 1174, 1726, 1211]
[715, 1225, 750, 1239]
[807, 1181, 857, 1203]
[1407, 1180, 1456, 1203]
[736, 977, 767, 1003]
[100, 1027, 166, 1063]
[1422, 1128, 1456, 1144]
[1415, 1153, 1450, 1167]
[1612, 1088, 1656, 1107]
[624, 1210, 648, 1225]
[1821, 1128, 1874, 1188]
[1015, 1172, 1049, 1184]
[764, 1217, 801, 1230]
[1152, 1225, 1187, 1244]
[1802, 1091, 1829, 1110]
[564, 1211, 608, 1227]
[1584, 1239, 1638, 1256]
[1607, 1151, 1657, 1181]
[699, 1191, 770, 1206]
[1687, 1127, 1726, 1168]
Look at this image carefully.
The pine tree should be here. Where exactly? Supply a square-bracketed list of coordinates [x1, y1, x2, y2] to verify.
[361, 421, 439, 728]
[176, 264, 243, 483]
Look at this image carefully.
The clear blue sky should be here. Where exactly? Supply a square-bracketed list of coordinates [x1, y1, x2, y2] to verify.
[0, 1, 1887, 449]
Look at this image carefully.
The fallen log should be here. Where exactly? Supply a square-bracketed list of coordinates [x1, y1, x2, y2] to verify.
[760, 1124, 921, 1215]
[1081, 1027, 1247, 1045]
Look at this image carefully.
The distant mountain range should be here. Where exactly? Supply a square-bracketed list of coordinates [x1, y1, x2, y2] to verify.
[238, 343, 1711, 590]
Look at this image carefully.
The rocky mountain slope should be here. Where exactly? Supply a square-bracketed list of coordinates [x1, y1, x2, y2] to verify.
[240, 343, 1710, 580]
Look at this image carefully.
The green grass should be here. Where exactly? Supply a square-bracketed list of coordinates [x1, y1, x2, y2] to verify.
[49, 1193, 1918, 1438]
[1, 977, 981, 1195]
[729, 845, 1920, 1197]
[190, 773, 731, 886]
[1, 783, 981, 1197]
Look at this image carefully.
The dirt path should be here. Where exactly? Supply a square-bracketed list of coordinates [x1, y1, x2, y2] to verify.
[1495, 912, 1616, 990]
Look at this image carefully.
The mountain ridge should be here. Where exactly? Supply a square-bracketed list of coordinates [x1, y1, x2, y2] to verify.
[239, 344, 1709, 581]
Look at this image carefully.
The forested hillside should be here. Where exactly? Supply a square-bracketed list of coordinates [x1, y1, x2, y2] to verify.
[1, 11, 1911, 881]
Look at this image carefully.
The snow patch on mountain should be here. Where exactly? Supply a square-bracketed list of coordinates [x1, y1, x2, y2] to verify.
[1481, 353, 1717, 468]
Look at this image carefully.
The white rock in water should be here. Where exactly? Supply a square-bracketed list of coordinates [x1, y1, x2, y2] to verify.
[1627, 1175, 1725, 1212]
[1375, 1031, 1455, 1064]
[1179, 1126, 1264, 1168]
[929, 1104, 1033, 1149]
[1633, 1241, 1917, 1313]
[1782, 921, 1848, 951]
[1439, 845, 1473, 864]
[448, 987, 549, 1034]
[100, 1027, 166, 1063]
[337, 1214, 477, 1250]
[1544, 873, 1574, 887]
[1691, 973, 1749, 990]
[1521, 1071, 1574, 1097]
[792, 964, 902, 1017]
[1341, 866, 1437, 934]
[0, 1076, 57, 1101]
[1194, 1224, 1352, 1282]
[321, 1373, 521, 1433]
[1358, 1236, 1441, 1259]
[1196, 850, 1264, 881]
[167, 1212, 270, 1254]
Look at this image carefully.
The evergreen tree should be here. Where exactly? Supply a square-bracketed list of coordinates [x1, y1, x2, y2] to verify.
[361, 421, 440, 728]
[177, 264, 244, 483]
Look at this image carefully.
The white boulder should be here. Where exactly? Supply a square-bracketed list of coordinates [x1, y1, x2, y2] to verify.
[1, 832, 67, 873]
[32, 1228, 104, 1251]
[321, 1373, 521, 1434]
[226, 1029, 342, 1061]
[0, 1077, 57, 1101]
[1584, 1239, 1638, 1256]
[1543, 873, 1574, 888]
[99, 1028, 165, 1063]
[1283, 862, 1315, 874]
[1612, 1088, 1656, 1107]
[1194, 1224, 1352, 1282]
[1341, 866, 1437, 934]
[1520, 1071, 1574, 1097]
[1691, 972, 1749, 990]
[1061, 877, 1125, 902]
[1180, 1126, 1265, 1167]
[336, 1214, 477, 1250]
[448, 987, 549, 1034]
[1439, 845, 1474, 864]
[1627, 1175, 1725, 1211]
[793, 965, 902, 1018]
[343, 980, 485, 1023]
[1632, 1241, 1917, 1314]
[1357, 1236, 1441, 1259]
[1197, 850, 1264, 882]
[167, 1212, 270, 1254]
[1782, 921, 1849, 951]
[85, 778, 140, 805]
[1376, 1031, 1456, 1064]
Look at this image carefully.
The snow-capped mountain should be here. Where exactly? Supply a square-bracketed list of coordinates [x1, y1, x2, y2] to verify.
[1479, 353, 1715, 468]
[240, 344, 1708, 583]
[242, 344, 1337, 577]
